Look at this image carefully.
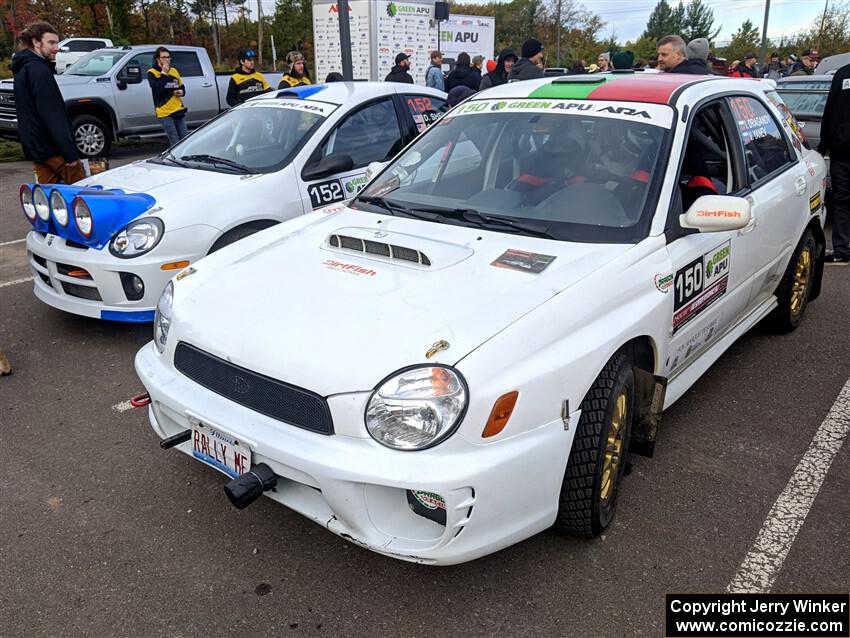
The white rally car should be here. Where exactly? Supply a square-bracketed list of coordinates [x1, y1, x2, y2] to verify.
[135, 73, 826, 564]
[20, 82, 446, 322]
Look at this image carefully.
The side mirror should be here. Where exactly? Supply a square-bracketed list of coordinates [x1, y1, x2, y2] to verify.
[60, 46, 70, 53]
[364, 161, 385, 182]
[680, 195, 751, 232]
[302, 152, 354, 181]
[124, 65, 143, 85]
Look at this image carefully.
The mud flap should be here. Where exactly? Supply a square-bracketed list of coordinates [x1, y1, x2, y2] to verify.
[629, 369, 667, 457]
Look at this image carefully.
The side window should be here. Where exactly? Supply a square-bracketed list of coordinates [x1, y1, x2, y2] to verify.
[673, 100, 739, 220]
[171, 52, 204, 77]
[320, 99, 404, 168]
[727, 96, 793, 184]
[121, 52, 154, 77]
[78, 40, 106, 52]
[403, 95, 447, 133]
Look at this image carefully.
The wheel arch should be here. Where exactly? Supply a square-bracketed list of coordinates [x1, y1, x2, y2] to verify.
[208, 218, 280, 253]
[66, 98, 118, 140]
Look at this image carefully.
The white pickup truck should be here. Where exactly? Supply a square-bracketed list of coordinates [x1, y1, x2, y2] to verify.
[0, 44, 284, 157]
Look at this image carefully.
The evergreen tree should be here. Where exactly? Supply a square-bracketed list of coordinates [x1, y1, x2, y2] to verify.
[642, 0, 682, 40]
[681, 0, 720, 42]
[722, 19, 760, 64]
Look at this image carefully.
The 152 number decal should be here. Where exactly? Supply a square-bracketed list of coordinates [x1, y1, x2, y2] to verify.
[308, 179, 344, 208]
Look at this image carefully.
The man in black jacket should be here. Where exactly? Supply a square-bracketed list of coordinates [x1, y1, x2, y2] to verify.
[480, 48, 518, 89]
[226, 48, 270, 107]
[12, 21, 83, 184]
[656, 35, 712, 75]
[385, 53, 414, 83]
[508, 39, 545, 81]
[818, 63, 850, 264]
[446, 52, 481, 91]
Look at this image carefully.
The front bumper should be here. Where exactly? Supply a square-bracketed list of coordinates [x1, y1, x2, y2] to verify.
[26, 228, 212, 322]
[135, 342, 576, 565]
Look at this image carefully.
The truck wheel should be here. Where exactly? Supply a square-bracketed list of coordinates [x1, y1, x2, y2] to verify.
[555, 353, 634, 537]
[766, 228, 815, 334]
[73, 115, 111, 158]
[208, 222, 276, 254]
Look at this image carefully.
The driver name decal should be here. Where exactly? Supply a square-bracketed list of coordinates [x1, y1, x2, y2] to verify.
[673, 241, 731, 333]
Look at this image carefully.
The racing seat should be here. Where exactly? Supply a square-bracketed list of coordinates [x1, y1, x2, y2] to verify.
[679, 142, 720, 212]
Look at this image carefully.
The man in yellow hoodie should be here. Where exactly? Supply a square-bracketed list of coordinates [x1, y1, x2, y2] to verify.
[278, 51, 312, 88]
[226, 48, 270, 107]
[147, 46, 187, 145]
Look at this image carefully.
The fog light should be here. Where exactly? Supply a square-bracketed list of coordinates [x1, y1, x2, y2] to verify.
[120, 272, 145, 301]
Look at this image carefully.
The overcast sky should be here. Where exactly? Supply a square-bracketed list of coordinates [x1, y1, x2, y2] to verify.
[263, 0, 829, 45]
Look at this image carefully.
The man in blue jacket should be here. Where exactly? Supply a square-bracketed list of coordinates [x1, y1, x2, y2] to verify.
[12, 21, 83, 184]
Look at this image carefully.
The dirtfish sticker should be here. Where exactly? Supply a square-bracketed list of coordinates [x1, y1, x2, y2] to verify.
[323, 259, 377, 276]
[654, 273, 674, 294]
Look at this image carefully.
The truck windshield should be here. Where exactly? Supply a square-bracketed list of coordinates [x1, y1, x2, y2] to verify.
[64, 51, 126, 76]
[358, 99, 672, 244]
[163, 99, 332, 174]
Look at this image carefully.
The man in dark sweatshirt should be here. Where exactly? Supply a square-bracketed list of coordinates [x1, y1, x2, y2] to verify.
[12, 21, 83, 184]
[818, 63, 850, 264]
[445, 52, 481, 91]
[656, 35, 712, 75]
[385, 52, 414, 83]
[508, 39, 545, 81]
[480, 48, 517, 89]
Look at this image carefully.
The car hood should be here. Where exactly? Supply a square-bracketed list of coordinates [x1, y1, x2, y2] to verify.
[173, 209, 634, 395]
[54, 74, 102, 87]
[79, 160, 249, 228]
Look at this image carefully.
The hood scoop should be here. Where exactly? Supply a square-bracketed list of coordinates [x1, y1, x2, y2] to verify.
[328, 232, 431, 266]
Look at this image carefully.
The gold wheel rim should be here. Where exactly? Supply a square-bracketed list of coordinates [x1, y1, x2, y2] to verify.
[600, 391, 627, 504]
[790, 245, 812, 317]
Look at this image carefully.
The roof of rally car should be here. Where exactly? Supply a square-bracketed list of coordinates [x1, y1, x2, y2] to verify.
[476, 72, 727, 105]
[248, 81, 446, 107]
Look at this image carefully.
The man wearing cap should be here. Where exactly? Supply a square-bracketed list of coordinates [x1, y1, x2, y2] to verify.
[385, 52, 413, 83]
[729, 52, 761, 78]
[508, 38, 545, 81]
[761, 51, 786, 80]
[226, 48, 270, 107]
[611, 50, 634, 71]
[789, 49, 816, 76]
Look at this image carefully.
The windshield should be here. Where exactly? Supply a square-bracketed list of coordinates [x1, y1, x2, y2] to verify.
[776, 90, 828, 117]
[161, 99, 335, 174]
[64, 51, 125, 76]
[358, 99, 672, 243]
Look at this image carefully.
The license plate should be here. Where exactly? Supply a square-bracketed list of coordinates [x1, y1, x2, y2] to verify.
[189, 417, 251, 479]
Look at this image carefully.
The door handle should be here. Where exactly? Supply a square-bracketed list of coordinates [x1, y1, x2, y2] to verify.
[795, 176, 807, 196]
[201, 82, 213, 87]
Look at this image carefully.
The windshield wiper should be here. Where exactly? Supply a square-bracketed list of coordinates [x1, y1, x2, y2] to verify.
[410, 206, 557, 239]
[159, 150, 188, 167]
[356, 195, 441, 222]
[179, 154, 252, 173]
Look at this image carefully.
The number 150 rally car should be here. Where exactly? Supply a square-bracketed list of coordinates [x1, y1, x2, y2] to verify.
[135, 73, 826, 565]
[19, 82, 446, 322]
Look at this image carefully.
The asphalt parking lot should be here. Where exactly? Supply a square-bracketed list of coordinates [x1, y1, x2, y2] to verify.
[1, 149, 848, 637]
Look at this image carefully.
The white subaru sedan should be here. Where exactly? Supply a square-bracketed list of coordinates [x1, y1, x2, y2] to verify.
[20, 82, 446, 322]
[135, 73, 826, 564]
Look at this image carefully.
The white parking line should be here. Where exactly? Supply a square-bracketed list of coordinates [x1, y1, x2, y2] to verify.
[112, 401, 134, 413]
[0, 238, 26, 247]
[727, 377, 850, 593]
[0, 277, 33, 289]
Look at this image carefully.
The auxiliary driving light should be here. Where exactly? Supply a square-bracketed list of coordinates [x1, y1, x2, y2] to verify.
[33, 186, 50, 221]
[20, 185, 36, 222]
[50, 190, 69, 226]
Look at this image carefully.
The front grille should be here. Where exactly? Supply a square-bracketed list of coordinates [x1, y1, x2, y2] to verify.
[328, 234, 431, 266]
[174, 342, 334, 435]
[61, 281, 102, 301]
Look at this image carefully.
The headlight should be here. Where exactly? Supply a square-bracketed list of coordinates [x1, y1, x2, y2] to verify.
[109, 217, 164, 258]
[20, 186, 36, 222]
[153, 281, 173, 354]
[50, 190, 69, 226]
[365, 366, 467, 450]
[72, 197, 93, 237]
[33, 186, 50, 221]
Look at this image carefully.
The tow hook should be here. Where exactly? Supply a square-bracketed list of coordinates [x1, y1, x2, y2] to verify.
[160, 429, 192, 449]
[224, 463, 278, 509]
[130, 392, 151, 408]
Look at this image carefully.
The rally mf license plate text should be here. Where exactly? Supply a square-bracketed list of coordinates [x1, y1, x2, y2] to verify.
[189, 417, 251, 479]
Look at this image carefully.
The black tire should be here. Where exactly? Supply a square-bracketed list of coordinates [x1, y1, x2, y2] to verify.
[72, 114, 111, 158]
[555, 353, 634, 537]
[208, 223, 273, 254]
[765, 228, 816, 334]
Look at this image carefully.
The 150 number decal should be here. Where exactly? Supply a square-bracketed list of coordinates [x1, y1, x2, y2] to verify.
[673, 241, 731, 333]
[308, 179, 344, 208]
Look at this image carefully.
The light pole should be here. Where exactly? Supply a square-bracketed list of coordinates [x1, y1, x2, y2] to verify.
[338, 0, 353, 80]
[759, 0, 771, 67]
